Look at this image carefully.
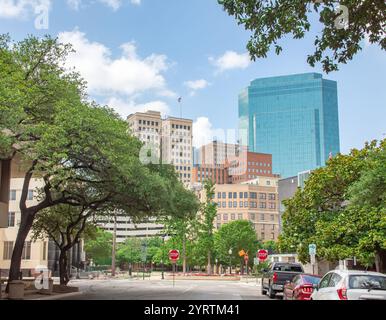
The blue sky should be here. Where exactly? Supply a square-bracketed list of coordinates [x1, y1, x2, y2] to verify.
[1, 0, 385, 154]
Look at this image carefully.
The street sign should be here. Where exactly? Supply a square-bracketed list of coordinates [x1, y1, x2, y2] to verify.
[169, 249, 180, 263]
[257, 249, 268, 261]
[309, 244, 317, 256]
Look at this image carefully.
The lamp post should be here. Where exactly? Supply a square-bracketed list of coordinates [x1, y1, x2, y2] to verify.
[228, 248, 232, 275]
[215, 258, 218, 275]
[161, 234, 166, 280]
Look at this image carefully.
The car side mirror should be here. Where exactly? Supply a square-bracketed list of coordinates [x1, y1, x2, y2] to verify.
[312, 284, 318, 291]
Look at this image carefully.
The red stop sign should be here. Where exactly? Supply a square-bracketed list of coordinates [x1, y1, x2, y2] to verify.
[257, 249, 268, 261]
[169, 249, 180, 262]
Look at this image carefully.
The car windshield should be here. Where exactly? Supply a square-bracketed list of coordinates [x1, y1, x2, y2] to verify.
[273, 265, 303, 272]
[349, 275, 386, 291]
[302, 275, 321, 285]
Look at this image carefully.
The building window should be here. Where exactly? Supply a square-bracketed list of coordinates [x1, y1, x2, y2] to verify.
[22, 242, 31, 260]
[238, 213, 243, 220]
[259, 193, 266, 200]
[216, 223, 221, 229]
[249, 213, 255, 220]
[231, 213, 235, 220]
[233, 192, 237, 199]
[269, 203, 276, 209]
[217, 214, 221, 221]
[271, 233, 275, 240]
[218, 192, 221, 199]
[261, 232, 265, 240]
[272, 224, 275, 230]
[228, 201, 232, 208]
[260, 213, 265, 221]
[271, 214, 275, 221]
[239, 192, 243, 199]
[222, 201, 226, 208]
[3, 241, 14, 260]
[244, 192, 248, 198]
[259, 202, 267, 209]
[244, 201, 248, 208]
[233, 201, 237, 208]
[266, 180, 271, 186]
[250, 192, 257, 199]
[43, 241, 47, 260]
[268, 193, 276, 200]
[228, 192, 232, 199]
[8, 212, 15, 227]
[223, 214, 228, 221]
[9, 190, 16, 201]
[239, 201, 243, 208]
[217, 202, 221, 208]
[222, 192, 226, 199]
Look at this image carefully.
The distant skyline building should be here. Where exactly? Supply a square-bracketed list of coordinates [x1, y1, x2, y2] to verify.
[239, 73, 340, 178]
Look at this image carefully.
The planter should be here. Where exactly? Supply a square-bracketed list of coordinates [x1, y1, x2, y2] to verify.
[39, 279, 54, 295]
[8, 280, 25, 300]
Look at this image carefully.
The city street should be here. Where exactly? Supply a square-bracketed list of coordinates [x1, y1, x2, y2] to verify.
[59, 279, 280, 300]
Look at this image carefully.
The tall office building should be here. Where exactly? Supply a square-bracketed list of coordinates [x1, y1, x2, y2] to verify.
[99, 111, 193, 241]
[239, 73, 340, 178]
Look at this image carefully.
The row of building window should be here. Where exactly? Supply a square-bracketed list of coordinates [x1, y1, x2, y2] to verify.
[217, 201, 276, 209]
[217, 192, 276, 200]
[2, 241, 34, 260]
[138, 120, 159, 126]
[175, 166, 191, 171]
[171, 124, 190, 130]
[9, 190, 34, 201]
[248, 162, 271, 167]
[217, 213, 276, 221]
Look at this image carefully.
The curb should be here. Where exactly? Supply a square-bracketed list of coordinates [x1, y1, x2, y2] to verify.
[28, 291, 83, 300]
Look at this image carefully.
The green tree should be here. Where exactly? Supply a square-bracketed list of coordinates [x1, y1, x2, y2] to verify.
[116, 238, 142, 267]
[162, 183, 200, 273]
[279, 140, 386, 272]
[214, 220, 259, 271]
[0, 35, 176, 286]
[84, 228, 113, 266]
[218, 0, 386, 72]
[31, 204, 102, 285]
[199, 180, 218, 275]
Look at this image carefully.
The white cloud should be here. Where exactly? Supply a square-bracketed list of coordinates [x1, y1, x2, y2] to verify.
[58, 30, 173, 98]
[66, 0, 141, 11]
[209, 51, 251, 73]
[184, 79, 210, 96]
[0, 0, 50, 18]
[66, 0, 81, 11]
[106, 97, 170, 119]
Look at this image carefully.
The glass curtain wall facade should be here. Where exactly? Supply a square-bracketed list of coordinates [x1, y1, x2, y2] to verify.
[239, 73, 340, 178]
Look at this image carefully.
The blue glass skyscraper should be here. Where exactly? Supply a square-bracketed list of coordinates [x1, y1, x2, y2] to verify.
[239, 73, 340, 178]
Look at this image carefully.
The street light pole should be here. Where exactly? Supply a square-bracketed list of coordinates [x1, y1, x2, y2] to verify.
[228, 248, 232, 275]
[111, 213, 117, 277]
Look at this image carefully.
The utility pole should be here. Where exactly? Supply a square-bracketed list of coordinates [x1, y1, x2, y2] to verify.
[111, 213, 117, 277]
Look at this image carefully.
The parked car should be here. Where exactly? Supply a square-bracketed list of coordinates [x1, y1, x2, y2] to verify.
[311, 270, 386, 300]
[261, 262, 304, 299]
[283, 274, 321, 300]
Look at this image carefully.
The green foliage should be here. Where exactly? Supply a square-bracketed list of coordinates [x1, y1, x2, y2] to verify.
[279, 140, 386, 270]
[214, 220, 259, 267]
[218, 0, 386, 72]
[84, 228, 113, 266]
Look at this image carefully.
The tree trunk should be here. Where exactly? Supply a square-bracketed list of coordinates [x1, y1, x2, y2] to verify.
[375, 248, 386, 273]
[182, 234, 187, 275]
[59, 250, 70, 285]
[6, 209, 35, 292]
[207, 251, 212, 275]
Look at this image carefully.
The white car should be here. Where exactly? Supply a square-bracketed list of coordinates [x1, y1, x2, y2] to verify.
[311, 269, 386, 300]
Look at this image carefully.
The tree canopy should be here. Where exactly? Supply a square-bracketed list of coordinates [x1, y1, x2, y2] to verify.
[218, 0, 386, 72]
[279, 139, 386, 272]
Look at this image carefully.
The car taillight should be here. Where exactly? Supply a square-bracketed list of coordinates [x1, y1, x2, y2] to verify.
[272, 272, 278, 283]
[337, 285, 348, 300]
[301, 286, 313, 293]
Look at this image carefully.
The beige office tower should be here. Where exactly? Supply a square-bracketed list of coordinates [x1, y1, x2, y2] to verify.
[103, 111, 193, 241]
[127, 110, 193, 187]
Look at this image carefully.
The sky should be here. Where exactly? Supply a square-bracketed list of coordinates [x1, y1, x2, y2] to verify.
[0, 0, 385, 154]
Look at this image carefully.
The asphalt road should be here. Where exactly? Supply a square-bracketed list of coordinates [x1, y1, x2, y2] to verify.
[59, 279, 281, 300]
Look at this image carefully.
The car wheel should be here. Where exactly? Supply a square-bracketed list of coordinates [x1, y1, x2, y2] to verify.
[268, 284, 276, 299]
[261, 286, 267, 295]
